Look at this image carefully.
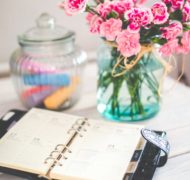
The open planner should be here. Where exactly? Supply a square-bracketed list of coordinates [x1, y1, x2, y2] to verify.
[0, 108, 170, 180]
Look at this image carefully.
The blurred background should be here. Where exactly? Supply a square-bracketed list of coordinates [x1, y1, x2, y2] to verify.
[0, 0, 189, 85]
[0, 0, 101, 74]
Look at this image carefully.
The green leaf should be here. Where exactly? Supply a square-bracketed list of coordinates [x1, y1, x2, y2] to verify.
[139, 26, 162, 44]
[183, 25, 190, 31]
[151, 37, 167, 45]
[169, 9, 183, 21]
[85, 5, 99, 16]
[107, 11, 119, 19]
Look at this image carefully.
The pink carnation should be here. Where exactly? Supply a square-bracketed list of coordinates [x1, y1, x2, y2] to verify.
[59, 0, 87, 15]
[161, 31, 190, 55]
[116, 30, 141, 57]
[161, 21, 183, 40]
[111, 0, 134, 16]
[183, 2, 190, 21]
[133, 0, 147, 4]
[159, 39, 179, 56]
[86, 12, 93, 24]
[125, 8, 153, 33]
[162, 0, 171, 4]
[96, 2, 112, 18]
[136, 0, 147, 4]
[88, 15, 103, 33]
[151, 2, 169, 24]
[97, 0, 134, 18]
[100, 18, 122, 41]
[178, 31, 190, 54]
[162, 0, 184, 9]
[171, 0, 183, 9]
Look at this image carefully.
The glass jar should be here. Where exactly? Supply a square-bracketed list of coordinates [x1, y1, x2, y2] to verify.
[10, 13, 87, 110]
[97, 43, 163, 122]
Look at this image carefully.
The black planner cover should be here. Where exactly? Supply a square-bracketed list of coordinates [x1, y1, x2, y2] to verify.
[0, 110, 170, 180]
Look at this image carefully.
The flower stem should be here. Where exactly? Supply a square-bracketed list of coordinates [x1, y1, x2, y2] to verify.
[97, 46, 161, 121]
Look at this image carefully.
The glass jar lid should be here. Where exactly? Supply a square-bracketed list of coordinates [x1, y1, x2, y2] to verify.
[18, 13, 75, 46]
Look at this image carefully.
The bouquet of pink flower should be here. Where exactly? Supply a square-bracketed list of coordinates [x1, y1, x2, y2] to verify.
[60, 0, 190, 57]
[60, 0, 190, 121]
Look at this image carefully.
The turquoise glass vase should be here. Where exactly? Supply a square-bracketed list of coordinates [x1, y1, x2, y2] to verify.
[97, 43, 163, 122]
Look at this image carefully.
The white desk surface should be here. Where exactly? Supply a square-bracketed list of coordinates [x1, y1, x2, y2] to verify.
[0, 62, 190, 180]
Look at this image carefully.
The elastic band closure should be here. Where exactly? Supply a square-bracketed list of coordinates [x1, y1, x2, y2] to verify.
[141, 128, 170, 167]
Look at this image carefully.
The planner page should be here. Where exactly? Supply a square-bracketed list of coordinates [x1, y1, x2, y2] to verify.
[0, 108, 78, 176]
[52, 119, 143, 180]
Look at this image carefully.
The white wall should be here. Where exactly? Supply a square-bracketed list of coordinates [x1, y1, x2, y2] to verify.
[0, 0, 101, 63]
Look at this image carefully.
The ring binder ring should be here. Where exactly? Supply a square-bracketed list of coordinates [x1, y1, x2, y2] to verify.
[50, 150, 66, 158]
[67, 117, 89, 136]
[71, 124, 83, 130]
[68, 128, 83, 137]
[75, 118, 85, 125]
[83, 118, 90, 126]
[43, 117, 90, 178]
[83, 128, 87, 132]
[55, 144, 72, 153]
[76, 118, 90, 126]
[71, 124, 87, 132]
[44, 157, 56, 164]
[44, 157, 63, 166]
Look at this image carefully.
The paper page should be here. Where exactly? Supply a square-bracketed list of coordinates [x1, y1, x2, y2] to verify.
[52, 120, 143, 180]
[0, 108, 77, 176]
